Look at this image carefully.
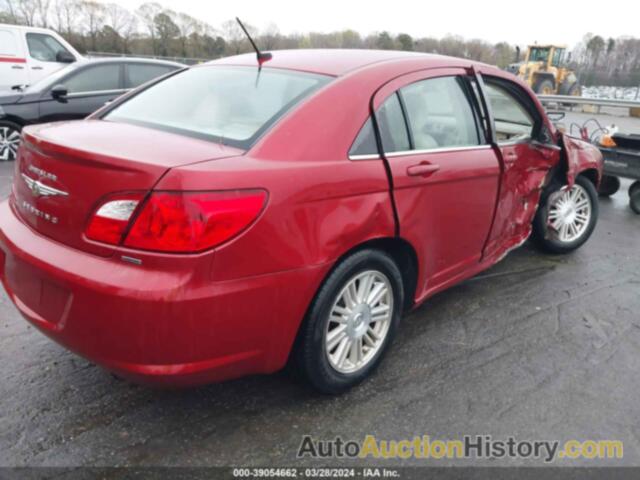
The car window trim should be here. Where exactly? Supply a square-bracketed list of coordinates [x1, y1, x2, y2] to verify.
[349, 153, 382, 161]
[65, 88, 129, 98]
[385, 144, 493, 158]
[350, 144, 493, 161]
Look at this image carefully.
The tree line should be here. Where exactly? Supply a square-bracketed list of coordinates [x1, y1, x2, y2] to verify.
[1, 0, 639, 86]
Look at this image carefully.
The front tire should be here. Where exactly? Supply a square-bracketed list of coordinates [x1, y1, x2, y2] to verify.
[293, 249, 403, 394]
[534, 78, 555, 95]
[532, 175, 599, 254]
[0, 121, 22, 162]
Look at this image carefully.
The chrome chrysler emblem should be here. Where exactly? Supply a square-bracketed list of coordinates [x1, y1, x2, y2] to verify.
[21, 173, 68, 198]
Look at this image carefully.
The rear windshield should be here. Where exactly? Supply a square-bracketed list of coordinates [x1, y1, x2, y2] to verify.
[104, 66, 331, 149]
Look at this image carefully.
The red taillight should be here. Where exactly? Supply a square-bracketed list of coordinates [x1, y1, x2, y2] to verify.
[85, 193, 145, 245]
[123, 190, 266, 253]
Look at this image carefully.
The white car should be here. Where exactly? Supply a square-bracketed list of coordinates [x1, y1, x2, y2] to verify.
[0, 24, 83, 91]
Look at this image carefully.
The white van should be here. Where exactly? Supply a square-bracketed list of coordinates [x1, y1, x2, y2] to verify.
[0, 24, 83, 91]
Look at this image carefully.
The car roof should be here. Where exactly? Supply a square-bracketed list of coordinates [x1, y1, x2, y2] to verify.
[79, 57, 185, 68]
[0, 23, 60, 34]
[209, 49, 485, 77]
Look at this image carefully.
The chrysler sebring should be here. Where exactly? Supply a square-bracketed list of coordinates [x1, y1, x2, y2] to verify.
[0, 50, 603, 393]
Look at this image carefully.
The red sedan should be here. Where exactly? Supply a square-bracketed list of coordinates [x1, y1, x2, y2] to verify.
[0, 50, 602, 393]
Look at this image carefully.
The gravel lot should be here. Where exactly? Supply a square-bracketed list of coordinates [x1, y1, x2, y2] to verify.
[0, 118, 639, 468]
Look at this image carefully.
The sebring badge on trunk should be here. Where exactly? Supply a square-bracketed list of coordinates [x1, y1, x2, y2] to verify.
[20, 200, 60, 224]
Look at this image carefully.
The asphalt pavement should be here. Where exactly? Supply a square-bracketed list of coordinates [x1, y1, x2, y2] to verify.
[0, 128, 639, 468]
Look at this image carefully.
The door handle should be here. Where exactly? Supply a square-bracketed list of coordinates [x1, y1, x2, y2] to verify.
[407, 163, 440, 177]
[11, 65, 24, 70]
[32, 66, 44, 70]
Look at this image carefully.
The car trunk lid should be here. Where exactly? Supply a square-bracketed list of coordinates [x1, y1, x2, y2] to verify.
[12, 120, 243, 256]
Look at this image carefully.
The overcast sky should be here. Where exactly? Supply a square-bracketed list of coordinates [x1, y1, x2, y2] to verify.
[106, 0, 638, 47]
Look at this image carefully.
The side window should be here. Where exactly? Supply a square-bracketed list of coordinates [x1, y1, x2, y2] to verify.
[349, 95, 410, 157]
[350, 118, 377, 156]
[0, 30, 19, 56]
[400, 76, 481, 150]
[484, 82, 535, 143]
[26, 33, 71, 62]
[126, 64, 173, 88]
[65, 65, 121, 93]
[377, 94, 410, 153]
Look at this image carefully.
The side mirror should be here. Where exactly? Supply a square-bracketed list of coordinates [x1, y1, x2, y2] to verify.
[51, 84, 68, 102]
[56, 51, 76, 63]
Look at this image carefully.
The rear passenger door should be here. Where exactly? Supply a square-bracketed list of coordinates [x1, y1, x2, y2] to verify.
[371, 68, 501, 296]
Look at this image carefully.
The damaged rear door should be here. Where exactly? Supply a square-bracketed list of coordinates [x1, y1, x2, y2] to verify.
[371, 68, 501, 297]
[479, 74, 561, 260]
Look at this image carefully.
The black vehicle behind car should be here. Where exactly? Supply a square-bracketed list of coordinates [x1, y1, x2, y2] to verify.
[0, 57, 184, 161]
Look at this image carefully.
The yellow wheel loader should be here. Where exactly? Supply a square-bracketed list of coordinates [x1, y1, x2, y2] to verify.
[508, 45, 581, 96]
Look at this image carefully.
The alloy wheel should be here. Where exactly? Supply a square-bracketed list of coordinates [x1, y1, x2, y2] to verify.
[547, 183, 592, 243]
[325, 270, 393, 374]
[0, 126, 21, 161]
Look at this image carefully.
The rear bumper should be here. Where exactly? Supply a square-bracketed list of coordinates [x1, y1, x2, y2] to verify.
[0, 200, 328, 386]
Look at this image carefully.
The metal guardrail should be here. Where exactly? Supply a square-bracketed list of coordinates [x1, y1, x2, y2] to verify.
[86, 51, 213, 66]
[538, 95, 640, 110]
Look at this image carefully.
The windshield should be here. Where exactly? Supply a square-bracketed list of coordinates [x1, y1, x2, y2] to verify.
[104, 66, 332, 149]
[528, 48, 550, 63]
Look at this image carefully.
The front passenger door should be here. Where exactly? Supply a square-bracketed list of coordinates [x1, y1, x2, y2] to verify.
[480, 76, 561, 260]
[39, 63, 125, 123]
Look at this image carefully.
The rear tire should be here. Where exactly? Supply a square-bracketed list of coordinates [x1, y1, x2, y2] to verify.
[292, 249, 403, 394]
[531, 176, 599, 254]
[598, 175, 621, 197]
[630, 190, 640, 215]
[560, 83, 582, 108]
[567, 83, 581, 97]
[629, 180, 640, 199]
[0, 120, 22, 162]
